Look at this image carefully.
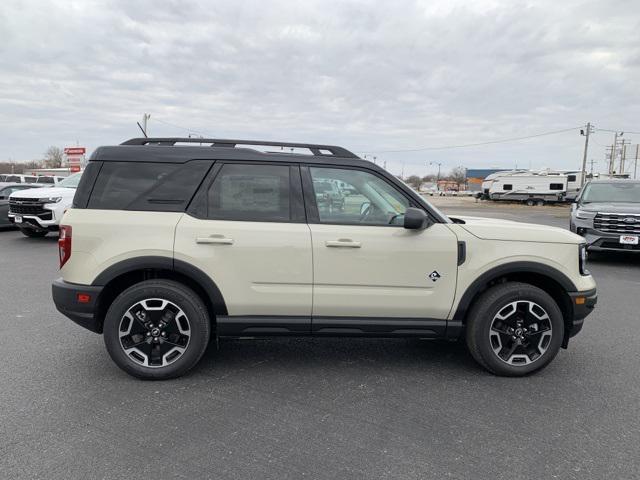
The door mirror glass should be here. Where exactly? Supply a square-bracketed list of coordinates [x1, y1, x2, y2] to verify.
[404, 207, 430, 230]
[359, 201, 371, 216]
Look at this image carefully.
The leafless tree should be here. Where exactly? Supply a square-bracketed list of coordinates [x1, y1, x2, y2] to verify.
[44, 146, 64, 168]
[405, 175, 422, 190]
[449, 166, 466, 190]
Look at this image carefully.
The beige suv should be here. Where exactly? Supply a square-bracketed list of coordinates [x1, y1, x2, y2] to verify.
[52, 138, 597, 379]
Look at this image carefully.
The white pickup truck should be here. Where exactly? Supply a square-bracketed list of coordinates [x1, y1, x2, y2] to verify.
[8, 172, 82, 237]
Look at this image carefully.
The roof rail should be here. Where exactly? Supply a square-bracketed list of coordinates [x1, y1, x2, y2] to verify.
[120, 137, 359, 158]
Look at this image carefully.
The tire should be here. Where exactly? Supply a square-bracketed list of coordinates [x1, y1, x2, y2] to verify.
[19, 228, 48, 237]
[525, 199, 535, 206]
[536, 200, 545, 206]
[465, 282, 564, 376]
[103, 279, 211, 380]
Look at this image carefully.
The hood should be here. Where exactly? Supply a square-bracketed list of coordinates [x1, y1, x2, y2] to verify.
[9, 186, 76, 199]
[576, 202, 640, 214]
[452, 215, 583, 244]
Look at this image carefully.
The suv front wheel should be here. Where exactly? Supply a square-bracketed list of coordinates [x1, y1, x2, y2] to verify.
[103, 280, 211, 380]
[465, 282, 563, 376]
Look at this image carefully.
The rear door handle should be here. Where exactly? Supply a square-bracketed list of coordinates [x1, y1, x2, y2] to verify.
[196, 235, 234, 245]
[325, 239, 361, 248]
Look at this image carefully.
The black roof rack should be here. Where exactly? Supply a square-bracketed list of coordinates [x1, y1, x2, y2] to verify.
[120, 137, 359, 159]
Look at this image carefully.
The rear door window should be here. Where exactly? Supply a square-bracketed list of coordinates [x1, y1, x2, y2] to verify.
[87, 160, 212, 211]
[206, 164, 292, 222]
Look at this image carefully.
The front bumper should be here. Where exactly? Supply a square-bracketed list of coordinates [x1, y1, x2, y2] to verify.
[52, 278, 103, 333]
[8, 213, 59, 231]
[566, 288, 597, 340]
[573, 225, 640, 253]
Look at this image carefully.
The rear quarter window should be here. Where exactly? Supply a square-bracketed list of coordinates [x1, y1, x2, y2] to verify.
[86, 160, 212, 211]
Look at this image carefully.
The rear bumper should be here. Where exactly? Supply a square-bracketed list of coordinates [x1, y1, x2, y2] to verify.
[52, 278, 103, 333]
[566, 288, 597, 338]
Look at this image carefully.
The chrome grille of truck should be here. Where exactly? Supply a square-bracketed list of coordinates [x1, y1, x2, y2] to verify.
[593, 212, 640, 234]
[9, 198, 48, 216]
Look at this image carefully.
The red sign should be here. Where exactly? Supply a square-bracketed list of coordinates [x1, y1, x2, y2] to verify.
[70, 165, 81, 173]
[64, 147, 86, 155]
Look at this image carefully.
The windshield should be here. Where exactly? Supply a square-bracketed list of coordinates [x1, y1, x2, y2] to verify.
[314, 182, 333, 193]
[58, 172, 83, 188]
[581, 182, 640, 203]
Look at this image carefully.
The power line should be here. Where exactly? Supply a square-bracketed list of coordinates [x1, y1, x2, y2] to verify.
[595, 128, 640, 135]
[153, 118, 212, 137]
[359, 126, 583, 154]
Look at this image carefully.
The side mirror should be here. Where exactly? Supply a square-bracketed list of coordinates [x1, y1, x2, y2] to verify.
[360, 201, 371, 215]
[404, 207, 431, 230]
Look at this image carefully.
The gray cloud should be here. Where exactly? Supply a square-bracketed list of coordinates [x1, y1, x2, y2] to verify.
[1, 0, 639, 175]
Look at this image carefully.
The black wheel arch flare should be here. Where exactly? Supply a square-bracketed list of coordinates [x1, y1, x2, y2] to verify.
[448, 261, 577, 339]
[91, 256, 228, 331]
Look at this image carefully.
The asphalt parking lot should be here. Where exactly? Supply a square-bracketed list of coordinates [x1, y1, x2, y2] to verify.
[1, 202, 639, 479]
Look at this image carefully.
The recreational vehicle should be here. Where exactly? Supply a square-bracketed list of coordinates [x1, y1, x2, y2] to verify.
[488, 173, 569, 205]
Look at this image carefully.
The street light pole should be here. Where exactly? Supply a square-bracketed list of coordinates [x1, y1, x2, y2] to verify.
[580, 123, 593, 187]
[430, 161, 442, 191]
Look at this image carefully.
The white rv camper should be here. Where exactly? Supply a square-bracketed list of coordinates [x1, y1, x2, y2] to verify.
[488, 172, 569, 205]
[481, 170, 527, 197]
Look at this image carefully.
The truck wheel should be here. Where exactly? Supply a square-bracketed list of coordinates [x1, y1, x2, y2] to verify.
[536, 200, 545, 206]
[103, 280, 211, 380]
[465, 282, 563, 376]
[525, 199, 535, 206]
[19, 228, 48, 237]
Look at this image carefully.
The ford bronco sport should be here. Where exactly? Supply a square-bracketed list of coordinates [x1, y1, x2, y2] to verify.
[52, 138, 597, 379]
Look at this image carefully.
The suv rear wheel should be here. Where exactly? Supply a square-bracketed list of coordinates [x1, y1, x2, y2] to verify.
[465, 282, 563, 376]
[103, 280, 211, 380]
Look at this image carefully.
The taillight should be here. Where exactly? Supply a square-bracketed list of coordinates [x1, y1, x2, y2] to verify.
[59, 225, 72, 268]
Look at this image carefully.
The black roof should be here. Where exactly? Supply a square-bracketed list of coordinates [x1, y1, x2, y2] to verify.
[89, 137, 372, 168]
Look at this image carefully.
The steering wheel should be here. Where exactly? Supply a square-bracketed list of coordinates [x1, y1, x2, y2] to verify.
[359, 203, 373, 222]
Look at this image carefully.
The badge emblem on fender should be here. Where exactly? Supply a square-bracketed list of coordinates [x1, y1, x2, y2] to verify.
[428, 271, 441, 282]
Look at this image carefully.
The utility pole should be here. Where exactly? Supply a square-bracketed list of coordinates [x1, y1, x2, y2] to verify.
[635, 144, 639, 180]
[608, 131, 625, 174]
[619, 140, 631, 174]
[609, 132, 618, 174]
[430, 161, 442, 191]
[580, 123, 593, 187]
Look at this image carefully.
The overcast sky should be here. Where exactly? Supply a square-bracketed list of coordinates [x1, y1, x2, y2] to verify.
[1, 0, 639, 176]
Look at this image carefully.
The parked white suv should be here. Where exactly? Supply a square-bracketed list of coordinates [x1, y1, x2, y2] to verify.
[52, 138, 597, 379]
[9, 172, 82, 237]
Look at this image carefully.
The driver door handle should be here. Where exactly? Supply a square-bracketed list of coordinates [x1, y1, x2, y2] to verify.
[196, 234, 234, 245]
[325, 239, 361, 248]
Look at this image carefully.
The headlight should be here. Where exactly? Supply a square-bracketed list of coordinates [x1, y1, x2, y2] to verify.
[579, 244, 590, 276]
[44, 197, 62, 203]
[575, 209, 595, 220]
